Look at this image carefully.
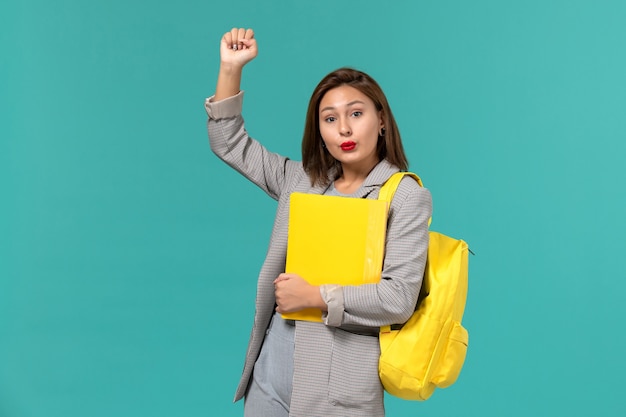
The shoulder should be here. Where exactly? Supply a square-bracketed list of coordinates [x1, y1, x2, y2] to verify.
[394, 175, 432, 203]
[389, 175, 432, 220]
[286, 160, 309, 183]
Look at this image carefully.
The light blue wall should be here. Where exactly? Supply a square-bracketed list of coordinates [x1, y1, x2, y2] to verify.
[2, 1, 625, 416]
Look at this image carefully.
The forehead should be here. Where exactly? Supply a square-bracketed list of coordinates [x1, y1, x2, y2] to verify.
[319, 85, 374, 111]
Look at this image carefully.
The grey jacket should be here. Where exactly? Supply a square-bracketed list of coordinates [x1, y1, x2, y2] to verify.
[206, 92, 432, 417]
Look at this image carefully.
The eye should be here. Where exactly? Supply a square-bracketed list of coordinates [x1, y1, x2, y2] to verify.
[351, 111, 363, 117]
[324, 116, 336, 123]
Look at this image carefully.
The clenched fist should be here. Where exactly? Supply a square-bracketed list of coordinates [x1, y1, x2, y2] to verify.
[220, 27, 257, 69]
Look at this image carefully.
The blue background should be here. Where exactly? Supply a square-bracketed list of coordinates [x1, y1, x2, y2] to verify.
[2, 0, 625, 416]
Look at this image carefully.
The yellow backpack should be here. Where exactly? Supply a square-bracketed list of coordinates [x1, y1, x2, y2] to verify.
[378, 172, 470, 401]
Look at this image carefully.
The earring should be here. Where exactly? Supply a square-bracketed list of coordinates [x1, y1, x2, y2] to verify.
[379, 127, 386, 137]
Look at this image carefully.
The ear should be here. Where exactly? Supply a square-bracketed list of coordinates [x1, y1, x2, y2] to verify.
[378, 110, 385, 130]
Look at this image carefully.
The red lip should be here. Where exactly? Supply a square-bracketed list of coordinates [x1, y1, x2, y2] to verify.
[340, 141, 356, 151]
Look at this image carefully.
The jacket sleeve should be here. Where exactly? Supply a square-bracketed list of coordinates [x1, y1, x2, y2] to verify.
[205, 92, 297, 201]
[337, 177, 432, 327]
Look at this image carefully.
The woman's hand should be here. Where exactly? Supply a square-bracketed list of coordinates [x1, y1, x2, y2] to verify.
[214, 27, 257, 101]
[220, 27, 257, 69]
[274, 273, 327, 314]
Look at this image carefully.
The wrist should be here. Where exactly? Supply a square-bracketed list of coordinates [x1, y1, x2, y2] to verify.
[219, 61, 244, 75]
[310, 285, 327, 311]
[215, 64, 243, 101]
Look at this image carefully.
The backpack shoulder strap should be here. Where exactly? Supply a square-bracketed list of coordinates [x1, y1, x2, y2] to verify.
[378, 172, 423, 205]
[378, 172, 425, 335]
[379, 170, 433, 231]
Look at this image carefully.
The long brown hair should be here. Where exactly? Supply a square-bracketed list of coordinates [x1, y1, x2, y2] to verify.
[302, 67, 408, 186]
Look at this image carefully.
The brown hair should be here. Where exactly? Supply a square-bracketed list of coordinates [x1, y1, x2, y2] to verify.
[301, 67, 408, 186]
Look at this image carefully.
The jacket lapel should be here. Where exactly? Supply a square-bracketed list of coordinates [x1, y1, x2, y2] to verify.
[301, 160, 400, 197]
[350, 160, 400, 199]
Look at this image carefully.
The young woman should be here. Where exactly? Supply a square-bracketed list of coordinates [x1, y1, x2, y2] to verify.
[206, 28, 432, 417]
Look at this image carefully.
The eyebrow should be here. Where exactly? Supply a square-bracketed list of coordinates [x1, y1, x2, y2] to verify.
[320, 100, 366, 113]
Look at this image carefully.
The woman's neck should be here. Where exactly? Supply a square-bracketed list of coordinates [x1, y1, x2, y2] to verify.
[334, 158, 380, 194]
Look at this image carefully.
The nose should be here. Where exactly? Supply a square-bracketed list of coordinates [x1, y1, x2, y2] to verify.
[339, 119, 352, 136]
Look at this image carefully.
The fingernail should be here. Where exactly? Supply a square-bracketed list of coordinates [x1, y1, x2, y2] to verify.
[232, 44, 237, 50]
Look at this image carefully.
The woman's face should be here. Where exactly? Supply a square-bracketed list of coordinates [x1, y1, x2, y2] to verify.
[318, 85, 383, 174]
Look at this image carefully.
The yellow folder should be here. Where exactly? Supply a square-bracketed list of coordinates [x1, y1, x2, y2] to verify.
[282, 192, 389, 322]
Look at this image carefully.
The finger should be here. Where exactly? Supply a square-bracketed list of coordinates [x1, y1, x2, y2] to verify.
[240, 29, 254, 50]
[274, 274, 289, 283]
[240, 38, 256, 50]
[234, 28, 246, 50]
[222, 32, 232, 46]
[237, 27, 246, 42]
[230, 27, 239, 50]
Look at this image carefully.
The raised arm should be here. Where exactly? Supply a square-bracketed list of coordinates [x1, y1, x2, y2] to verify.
[207, 28, 296, 201]
[214, 28, 258, 101]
